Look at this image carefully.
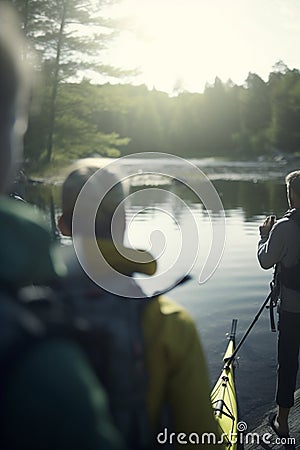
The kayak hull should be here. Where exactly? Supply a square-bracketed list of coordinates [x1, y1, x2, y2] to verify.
[211, 320, 238, 449]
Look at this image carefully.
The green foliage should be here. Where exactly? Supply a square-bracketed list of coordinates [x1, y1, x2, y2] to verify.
[11, 0, 125, 164]
[106, 65, 300, 159]
[268, 67, 300, 152]
[24, 80, 129, 169]
[19, 54, 300, 173]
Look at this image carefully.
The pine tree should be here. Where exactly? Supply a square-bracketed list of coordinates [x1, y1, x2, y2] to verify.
[12, 0, 121, 163]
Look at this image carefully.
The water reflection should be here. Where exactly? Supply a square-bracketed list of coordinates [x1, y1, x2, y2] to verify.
[214, 180, 288, 219]
[25, 177, 289, 232]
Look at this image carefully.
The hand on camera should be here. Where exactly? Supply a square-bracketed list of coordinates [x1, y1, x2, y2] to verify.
[259, 215, 276, 238]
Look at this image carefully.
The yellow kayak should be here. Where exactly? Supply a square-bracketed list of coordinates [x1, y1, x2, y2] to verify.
[211, 319, 238, 449]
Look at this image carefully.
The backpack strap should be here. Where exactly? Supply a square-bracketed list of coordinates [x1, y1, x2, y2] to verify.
[115, 298, 153, 450]
[268, 266, 280, 332]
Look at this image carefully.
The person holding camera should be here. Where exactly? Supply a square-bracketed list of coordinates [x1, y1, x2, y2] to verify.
[258, 171, 300, 438]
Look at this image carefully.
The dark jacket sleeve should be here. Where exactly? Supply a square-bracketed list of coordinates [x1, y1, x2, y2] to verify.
[257, 222, 287, 269]
[2, 338, 124, 450]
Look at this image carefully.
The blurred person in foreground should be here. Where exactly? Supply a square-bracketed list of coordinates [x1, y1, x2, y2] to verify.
[58, 160, 224, 450]
[0, 5, 122, 450]
[258, 171, 300, 438]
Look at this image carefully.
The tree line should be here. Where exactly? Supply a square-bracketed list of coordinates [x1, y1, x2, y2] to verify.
[10, 1, 300, 172]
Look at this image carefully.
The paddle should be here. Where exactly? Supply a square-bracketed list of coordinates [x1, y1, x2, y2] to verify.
[224, 274, 278, 369]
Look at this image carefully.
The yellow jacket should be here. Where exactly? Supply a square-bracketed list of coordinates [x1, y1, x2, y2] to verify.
[143, 295, 222, 449]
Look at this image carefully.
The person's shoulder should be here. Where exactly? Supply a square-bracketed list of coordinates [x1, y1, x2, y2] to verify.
[0, 197, 65, 286]
[0, 196, 44, 226]
[144, 295, 195, 326]
[272, 215, 299, 234]
[0, 196, 51, 248]
[159, 295, 192, 316]
[143, 296, 203, 365]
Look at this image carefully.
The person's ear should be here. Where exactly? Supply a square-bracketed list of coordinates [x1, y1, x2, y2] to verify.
[57, 214, 71, 236]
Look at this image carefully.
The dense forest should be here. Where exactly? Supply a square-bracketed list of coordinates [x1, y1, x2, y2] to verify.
[11, 1, 300, 173]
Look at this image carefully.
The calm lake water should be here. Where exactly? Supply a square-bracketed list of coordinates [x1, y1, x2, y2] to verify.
[25, 157, 300, 429]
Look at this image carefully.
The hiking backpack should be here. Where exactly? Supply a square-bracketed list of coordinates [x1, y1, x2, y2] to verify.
[0, 281, 154, 450]
[278, 208, 300, 293]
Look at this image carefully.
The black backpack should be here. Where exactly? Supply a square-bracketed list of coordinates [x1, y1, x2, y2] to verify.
[0, 282, 154, 450]
[279, 208, 300, 292]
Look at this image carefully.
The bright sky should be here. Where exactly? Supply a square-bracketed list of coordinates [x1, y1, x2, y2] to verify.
[99, 0, 300, 94]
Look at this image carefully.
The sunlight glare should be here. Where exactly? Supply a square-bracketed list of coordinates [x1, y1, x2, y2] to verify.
[105, 0, 252, 93]
[103, 0, 300, 94]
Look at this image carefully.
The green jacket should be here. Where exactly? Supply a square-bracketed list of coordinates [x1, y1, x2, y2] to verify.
[0, 197, 123, 450]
